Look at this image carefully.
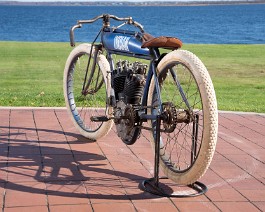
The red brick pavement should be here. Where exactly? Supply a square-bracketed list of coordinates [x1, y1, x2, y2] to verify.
[0, 108, 264, 211]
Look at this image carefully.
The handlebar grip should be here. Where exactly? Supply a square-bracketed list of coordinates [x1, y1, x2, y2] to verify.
[109, 15, 130, 22]
[131, 20, 144, 33]
[70, 24, 82, 47]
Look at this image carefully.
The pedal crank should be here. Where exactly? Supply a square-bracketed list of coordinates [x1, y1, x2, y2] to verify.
[90, 115, 129, 122]
[90, 116, 110, 122]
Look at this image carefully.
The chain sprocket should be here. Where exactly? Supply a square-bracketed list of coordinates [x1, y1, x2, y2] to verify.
[114, 103, 141, 145]
[162, 102, 178, 133]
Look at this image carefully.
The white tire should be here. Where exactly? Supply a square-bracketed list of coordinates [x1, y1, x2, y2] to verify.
[63, 43, 113, 140]
[147, 50, 218, 185]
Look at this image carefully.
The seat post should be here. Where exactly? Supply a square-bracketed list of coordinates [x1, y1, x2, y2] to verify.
[149, 47, 160, 62]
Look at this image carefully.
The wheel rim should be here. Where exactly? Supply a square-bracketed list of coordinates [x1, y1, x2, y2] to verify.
[67, 53, 107, 132]
[152, 62, 204, 173]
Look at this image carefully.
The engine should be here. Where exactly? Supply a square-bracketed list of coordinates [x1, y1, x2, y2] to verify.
[113, 60, 147, 105]
[112, 60, 147, 145]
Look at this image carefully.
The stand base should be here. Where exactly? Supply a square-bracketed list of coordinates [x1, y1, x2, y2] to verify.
[141, 177, 208, 198]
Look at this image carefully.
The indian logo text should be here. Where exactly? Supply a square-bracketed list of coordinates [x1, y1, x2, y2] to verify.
[114, 36, 130, 51]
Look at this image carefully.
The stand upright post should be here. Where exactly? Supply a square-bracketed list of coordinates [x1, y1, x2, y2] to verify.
[153, 114, 161, 187]
[140, 114, 208, 197]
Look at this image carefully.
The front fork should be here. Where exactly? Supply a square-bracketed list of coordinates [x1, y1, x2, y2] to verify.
[80, 44, 115, 116]
[81, 45, 100, 95]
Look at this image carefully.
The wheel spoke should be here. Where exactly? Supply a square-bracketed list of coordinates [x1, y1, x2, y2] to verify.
[65, 46, 109, 133]
[152, 61, 203, 173]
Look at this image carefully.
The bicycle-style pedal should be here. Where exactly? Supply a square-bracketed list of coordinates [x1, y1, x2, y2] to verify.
[90, 116, 110, 122]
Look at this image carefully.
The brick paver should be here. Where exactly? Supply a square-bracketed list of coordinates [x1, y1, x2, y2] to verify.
[0, 108, 264, 211]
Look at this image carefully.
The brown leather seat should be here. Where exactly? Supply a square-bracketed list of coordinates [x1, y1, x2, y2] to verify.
[141, 33, 182, 49]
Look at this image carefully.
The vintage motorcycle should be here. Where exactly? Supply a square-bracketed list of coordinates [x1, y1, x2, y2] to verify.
[63, 14, 218, 186]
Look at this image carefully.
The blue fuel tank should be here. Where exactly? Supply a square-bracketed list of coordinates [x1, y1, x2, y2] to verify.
[102, 30, 150, 57]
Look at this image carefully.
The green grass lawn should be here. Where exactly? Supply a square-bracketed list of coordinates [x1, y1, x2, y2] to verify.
[0, 41, 71, 107]
[0, 41, 264, 112]
[183, 44, 265, 112]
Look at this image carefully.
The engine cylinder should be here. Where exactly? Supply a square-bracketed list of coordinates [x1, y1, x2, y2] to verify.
[113, 72, 127, 96]
[112, 60, 147, 104]
[124, 75, 145, 104]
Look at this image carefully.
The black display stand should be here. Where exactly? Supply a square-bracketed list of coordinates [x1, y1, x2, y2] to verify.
[140, 115, 208, 198]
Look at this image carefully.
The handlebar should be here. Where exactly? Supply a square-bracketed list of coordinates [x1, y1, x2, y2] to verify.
[78, 14, 128, 24]
[70, 14, 144, 47]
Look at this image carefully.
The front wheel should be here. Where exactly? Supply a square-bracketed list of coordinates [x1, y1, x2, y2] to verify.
[147, 50, 218, 185]
[63, 43, 113, 140]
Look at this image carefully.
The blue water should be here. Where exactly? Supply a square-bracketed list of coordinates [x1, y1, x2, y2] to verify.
[0, 4, 265, 44]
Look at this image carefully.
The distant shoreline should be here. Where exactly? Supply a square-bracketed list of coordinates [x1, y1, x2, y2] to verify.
[1, 1, 265, 6]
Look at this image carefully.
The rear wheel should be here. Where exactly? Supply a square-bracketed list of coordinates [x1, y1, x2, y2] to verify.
[63, 43, 113, 140]
[148, 50, 218, 185]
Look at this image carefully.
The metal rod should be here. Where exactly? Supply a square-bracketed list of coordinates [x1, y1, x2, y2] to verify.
[81, 29, 102, 93]
[82, 47, 99, 94]
[170, 68, 191, 111]
[139, 114, 157, 120]
[154, 115, 161, 186]
[191, 114, 199, 163]
[194, 114, 199, 156]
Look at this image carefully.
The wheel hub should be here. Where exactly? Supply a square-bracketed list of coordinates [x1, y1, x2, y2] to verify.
[162, 102, 177, 133]
[162, 102, 193, 133]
